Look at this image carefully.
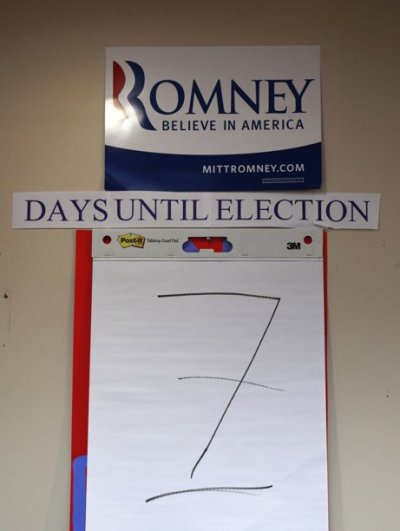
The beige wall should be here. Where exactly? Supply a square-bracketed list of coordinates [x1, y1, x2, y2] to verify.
[1, 1, 399, 529]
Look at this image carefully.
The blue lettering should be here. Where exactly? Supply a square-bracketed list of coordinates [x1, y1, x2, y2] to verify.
[192, 199, 209, 221]
[286, 79, 314, 113]
[231, 80, 261, 114]
[159, 199, 180, 220]
[274, 199, 294, 220]
[71, 199, 90, 222]
[216, 199, 234, 221]
[349, 200, 369, 222]
[187, 80, 226, 114]
[294, 199, 313, 220]
[116, 198, 135, 221]
[150, 80, 185, 115]
[267, 80, 288, 114]
[236, 199, 253, 220]
[255, 199, 272, 220]
[47, 200, 67, 222]
[267, 79, 314, 114]
[93, 199, 108, 222]
[138, 199, 158, 221]
[326, 200, 347, 222]
[125, 61, 156, 130]
[122, 62, 315, 128]
[25, 200, 45, 222]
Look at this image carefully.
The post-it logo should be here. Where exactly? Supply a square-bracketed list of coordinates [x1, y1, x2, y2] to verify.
[117, 233, 145, 248]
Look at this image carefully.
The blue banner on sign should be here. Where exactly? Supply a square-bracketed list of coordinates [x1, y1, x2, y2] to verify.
[105, 143, 322, 191]
[72, 455, 87, 531]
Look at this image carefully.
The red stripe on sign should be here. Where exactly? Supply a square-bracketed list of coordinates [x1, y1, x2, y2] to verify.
[189, 237, 226, 252]
[113, 61, 125, 100]
[70, 230, 92, 531]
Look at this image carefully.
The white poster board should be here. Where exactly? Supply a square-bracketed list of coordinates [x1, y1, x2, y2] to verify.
[85, 229, 328, 530]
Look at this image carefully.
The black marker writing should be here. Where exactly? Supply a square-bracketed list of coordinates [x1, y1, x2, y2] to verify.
[158, 292, 280, 478]
[146, 484, 273, 503]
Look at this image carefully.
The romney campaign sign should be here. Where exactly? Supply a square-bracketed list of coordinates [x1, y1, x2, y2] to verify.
[105, 47, 322, 192]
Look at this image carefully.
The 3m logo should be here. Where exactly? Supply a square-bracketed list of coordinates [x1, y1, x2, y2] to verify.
[117, 233, 145, 248]
[286, 241, 301, 250]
